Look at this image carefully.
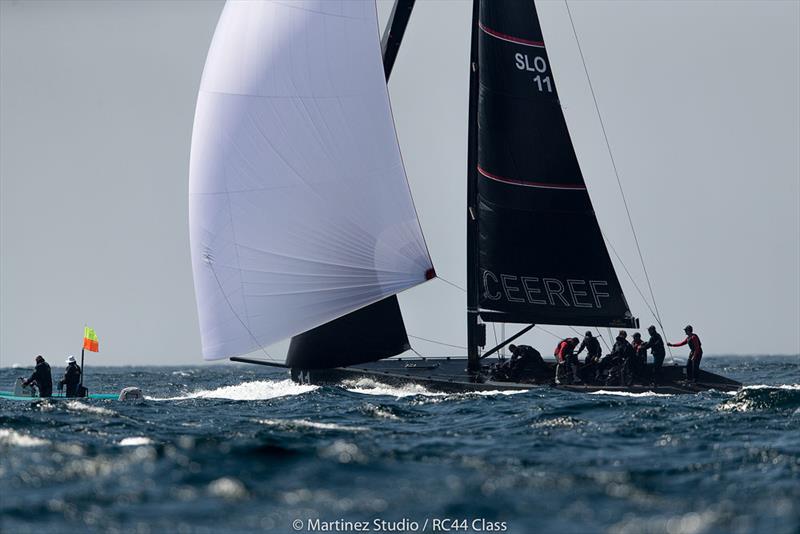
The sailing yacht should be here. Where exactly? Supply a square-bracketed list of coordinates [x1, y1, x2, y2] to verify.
[188, 0, 741, 394]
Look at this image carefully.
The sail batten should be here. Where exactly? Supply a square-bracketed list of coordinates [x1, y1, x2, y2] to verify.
[190, 0, 433, 361]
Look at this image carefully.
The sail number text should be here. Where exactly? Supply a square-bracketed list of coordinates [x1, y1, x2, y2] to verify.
[514, 53, 552, 93]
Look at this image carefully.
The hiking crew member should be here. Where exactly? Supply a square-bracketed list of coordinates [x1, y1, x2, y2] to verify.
[598, 331, 634, 385]
[668, 325, 703, 383]
[631, 333, 646, 381]
[554, 337, 581, 385]
[59, 355, 83, 397]
[506, 344, 545, 381]
[641, 325, 666, 386]
[576, 331, 602, 365]
[23, 355, 53, 398]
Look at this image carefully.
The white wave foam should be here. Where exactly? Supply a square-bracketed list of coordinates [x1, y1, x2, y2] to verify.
[363, 404, 401, 420]
[0, 429, 50, 447]
[207, 477, 248, 500]
[258, 419, 367, 432]
[66, 401, 116, 416]
[343, 378, 448, 398]
[589, 390, 672, 398]
[343, 378, 528, 399]
[118, 436, 153, 446]
[470, 389, 528, 396]
[152, 379, 318, 401]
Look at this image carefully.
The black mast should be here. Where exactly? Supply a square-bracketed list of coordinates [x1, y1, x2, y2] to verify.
[466, 0, 481, 373]
[381, 0, 416, 78]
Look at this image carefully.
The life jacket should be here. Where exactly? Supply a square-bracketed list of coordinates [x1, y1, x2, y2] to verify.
[554, 340, 570, 362]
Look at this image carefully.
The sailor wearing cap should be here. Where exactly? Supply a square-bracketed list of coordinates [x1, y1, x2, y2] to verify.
[59, 355, 83, 397]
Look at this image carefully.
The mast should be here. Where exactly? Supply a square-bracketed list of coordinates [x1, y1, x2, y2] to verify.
[381, 0, 416, 79]
[466, 0, 481, 373]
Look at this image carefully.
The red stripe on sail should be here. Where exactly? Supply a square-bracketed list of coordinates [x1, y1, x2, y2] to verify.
[478, 23, 545, 48]
[477, 166, 587, 191]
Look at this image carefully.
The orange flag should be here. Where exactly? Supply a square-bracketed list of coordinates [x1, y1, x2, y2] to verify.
[83, 326, 99, 352]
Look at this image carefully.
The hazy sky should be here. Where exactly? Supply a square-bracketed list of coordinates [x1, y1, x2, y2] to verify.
[1, 0, 798, 367]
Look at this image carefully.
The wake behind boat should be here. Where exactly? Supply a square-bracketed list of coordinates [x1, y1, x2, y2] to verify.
[188, 0, 742, 395]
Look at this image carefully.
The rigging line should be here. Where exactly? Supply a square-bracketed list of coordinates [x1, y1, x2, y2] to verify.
[491, 322, 499, 348]
[565, 2, 671, 354]
[603, 232, 658, 320]
[410, 347, 426, 359]
[437, 276, 467, 293]
[207, 261, 274, 361]
[408, 334, 467, 350]
[595, 327, 611, 351]
[534, 325, 563, 341]
[603, 233, 675, 362]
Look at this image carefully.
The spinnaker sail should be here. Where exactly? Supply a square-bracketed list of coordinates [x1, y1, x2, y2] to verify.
[189, 0, 433, 360]
[474, 0, 636, 328]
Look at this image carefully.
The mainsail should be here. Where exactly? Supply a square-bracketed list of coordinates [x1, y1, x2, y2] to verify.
[473, 0, 636, 328]
[189, 0, 433, 360]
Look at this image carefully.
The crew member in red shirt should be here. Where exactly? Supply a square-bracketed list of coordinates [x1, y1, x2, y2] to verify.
[668, 325, 703, 383]
[554, 337, 581, 385]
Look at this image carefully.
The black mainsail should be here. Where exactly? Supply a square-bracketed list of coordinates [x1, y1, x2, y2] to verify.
[472, 0, 637, 331]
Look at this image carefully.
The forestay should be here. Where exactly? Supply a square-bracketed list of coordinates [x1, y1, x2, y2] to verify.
[189, 0, 433, 360]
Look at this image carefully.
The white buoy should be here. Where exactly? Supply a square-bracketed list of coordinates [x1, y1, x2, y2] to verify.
[118, 387, 143, 401]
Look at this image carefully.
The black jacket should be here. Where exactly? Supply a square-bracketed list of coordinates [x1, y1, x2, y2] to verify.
[642, 332, 666, 358]
[577, 336, 602, 359]
[610, 338, 634, 360]
[60, 363, 82, 396]
[26, 362, 53, 397]
[511, 345, 545, 366]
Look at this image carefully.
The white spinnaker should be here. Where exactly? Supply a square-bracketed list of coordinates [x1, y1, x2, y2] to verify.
[189, 0, 432, 360]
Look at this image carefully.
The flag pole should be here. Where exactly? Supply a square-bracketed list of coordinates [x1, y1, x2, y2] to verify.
[80, 347, 85, 387]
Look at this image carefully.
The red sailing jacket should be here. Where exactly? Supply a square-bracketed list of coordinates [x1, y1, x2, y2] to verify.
[672, 333, 703, 359]
[554, 340, 572, 363]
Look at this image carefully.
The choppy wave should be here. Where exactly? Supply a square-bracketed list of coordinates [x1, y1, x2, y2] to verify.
[0, 428, 50, 447]
[257, 418, 368, 433]
[718, 384, 800, 412]
[343, 378, 449, 398]
[1, 359, 797, 533]
[118, 436, 153, 446]
[152, 379, 318, 401]
[589, 390, 673, 398]
[65, 401, 116, 416]
[343, 378, 527, 399]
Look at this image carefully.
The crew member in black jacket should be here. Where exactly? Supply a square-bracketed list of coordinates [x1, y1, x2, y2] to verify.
[641, 325, 666, 386]
[59, 355, 83, 397]
[23, 355, 53, 397]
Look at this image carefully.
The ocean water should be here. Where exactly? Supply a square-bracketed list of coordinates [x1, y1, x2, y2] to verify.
[1, 356, 798, 534]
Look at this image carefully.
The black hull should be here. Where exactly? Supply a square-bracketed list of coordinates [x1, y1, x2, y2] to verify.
[305, 357, 742, 395]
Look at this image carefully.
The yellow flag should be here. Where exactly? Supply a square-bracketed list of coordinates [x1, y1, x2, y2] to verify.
[83, 327, 99, 352]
